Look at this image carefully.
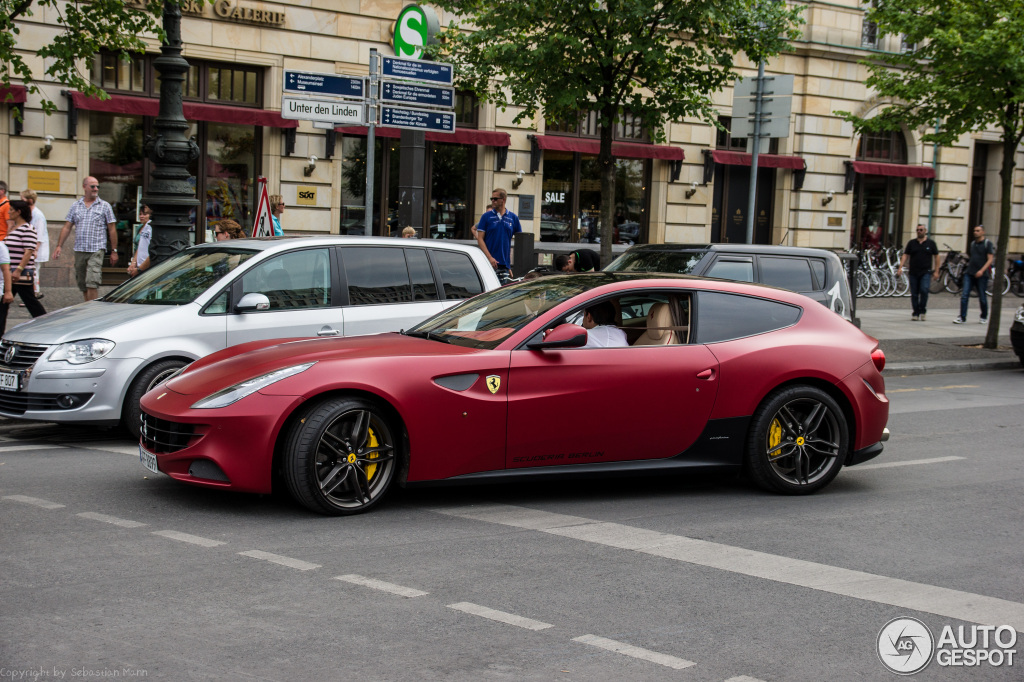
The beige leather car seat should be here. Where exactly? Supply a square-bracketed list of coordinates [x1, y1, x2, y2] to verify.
[633, 302, 676, 346]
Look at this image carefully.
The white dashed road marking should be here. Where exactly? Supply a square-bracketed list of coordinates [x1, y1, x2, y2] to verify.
[723, 677, 767, 682]
[572, 634, 695, 670]
[0, 445, 68, 452]
[850, 456, 965, 471]
[152, 530, 226, 547]
[447, 602, 554, 631]
[239, 549, 321, 571]
[4, 494, 65, 509]
[434, 504, 1024, 632]
[334, 574, 428, 598]
[77, 512, 147, 528]
[80, 442, 141, 456]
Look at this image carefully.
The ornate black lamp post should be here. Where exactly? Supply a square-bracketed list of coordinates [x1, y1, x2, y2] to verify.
[143, 2, 199, 266]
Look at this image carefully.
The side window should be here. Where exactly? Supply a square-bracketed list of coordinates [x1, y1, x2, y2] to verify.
[405, 248, 438, 301]
[809, 259, 826, 289]
[551, 292, 691, 347]
[706, 258, 754, 283]
[695, 291, 801, 343]
[759, 257, 814, 291]
[239, 248, 332, 310]
[431, 250, 483, 300]
[342, 247, 413, 305]
[204, 290, 229, 315]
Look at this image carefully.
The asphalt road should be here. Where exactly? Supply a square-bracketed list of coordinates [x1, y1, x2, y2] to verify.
[1, 368, 1022, 681]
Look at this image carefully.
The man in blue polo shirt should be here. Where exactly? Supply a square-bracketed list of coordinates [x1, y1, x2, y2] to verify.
[476, 188, 522, 282]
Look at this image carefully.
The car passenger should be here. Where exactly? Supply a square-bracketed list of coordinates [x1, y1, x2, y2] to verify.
[581, 300, 627, 348]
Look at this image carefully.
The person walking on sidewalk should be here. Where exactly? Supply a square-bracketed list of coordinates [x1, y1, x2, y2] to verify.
[53, 176, 118, 301]
[1, 200, 46, 335]
[127, 205, 152, 277]
[954, 224, 995, 324]
[476, 188, 521, 283]
[20, 190, 49, 298]
[0, 180, 10, 240]
[269, 194, 285, 236]
[897, 224, 938, 321]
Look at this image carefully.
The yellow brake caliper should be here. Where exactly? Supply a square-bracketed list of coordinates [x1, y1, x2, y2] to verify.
[364, 427, 379, 480]
[768, 419, 782, 458]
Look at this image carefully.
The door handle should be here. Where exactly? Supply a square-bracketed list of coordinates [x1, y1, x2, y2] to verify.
[317, 328, 341, 337]
[696, 368, 715, 380]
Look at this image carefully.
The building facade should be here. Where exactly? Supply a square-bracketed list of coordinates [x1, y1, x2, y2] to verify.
[2, 0, 1022, 288]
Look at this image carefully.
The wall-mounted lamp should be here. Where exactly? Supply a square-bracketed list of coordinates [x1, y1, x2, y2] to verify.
[949, 197, 963, 212]
[40, 135, 54, 160]
[511, 169, 526, 190]
[821, 190, 835, 206]
[304, 155, 317, 177]
[685, 182, 698, 199]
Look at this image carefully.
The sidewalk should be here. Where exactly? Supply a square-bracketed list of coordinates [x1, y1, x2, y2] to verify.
[5, 287, 1023, 376]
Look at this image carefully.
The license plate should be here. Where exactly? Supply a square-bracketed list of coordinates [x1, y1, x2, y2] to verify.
[0, 370, 20, 392]
[139, 444, 159, 474]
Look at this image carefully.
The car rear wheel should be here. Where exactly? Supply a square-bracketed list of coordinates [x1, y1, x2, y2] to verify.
[283, 397, 398, 515]
[122, 359, 189, 439]
[746, 386, 848, 495]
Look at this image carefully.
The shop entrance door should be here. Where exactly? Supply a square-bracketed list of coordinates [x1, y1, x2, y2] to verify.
[711, 164, 774, 244]
[853, 175, 905, 250]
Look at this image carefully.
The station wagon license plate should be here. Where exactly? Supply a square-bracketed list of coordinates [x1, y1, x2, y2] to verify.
[0, 370, 21, 392]
[139, 444, 159, 474]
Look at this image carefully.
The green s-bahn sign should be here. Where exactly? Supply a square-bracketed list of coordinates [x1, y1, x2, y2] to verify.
[393, 4, 440, 59]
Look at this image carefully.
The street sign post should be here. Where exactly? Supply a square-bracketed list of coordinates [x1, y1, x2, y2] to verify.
[381, 81, 454, 108]
[281, 97, 366, 125]
[381, 56, 454, 85]
[284, 71, 365, 99]
[380, 106, 455, 133]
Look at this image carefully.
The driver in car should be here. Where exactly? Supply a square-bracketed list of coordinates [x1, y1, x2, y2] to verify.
[581, 300, 627, 348]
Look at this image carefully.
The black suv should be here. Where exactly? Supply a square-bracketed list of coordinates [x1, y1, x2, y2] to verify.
[606, 244, 855, 323]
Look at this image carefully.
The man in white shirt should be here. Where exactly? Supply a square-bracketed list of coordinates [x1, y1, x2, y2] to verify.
[581, 300, 627, 348]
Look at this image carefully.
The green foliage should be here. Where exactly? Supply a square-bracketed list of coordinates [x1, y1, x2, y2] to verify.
[430, 0, 804, 141]
[2, 0, 178, 114]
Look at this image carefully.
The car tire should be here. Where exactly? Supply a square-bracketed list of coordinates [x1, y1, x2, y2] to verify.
[283, 397, 398, 515]
[122, 359, 189, 439]
[746, 385, 849, 495]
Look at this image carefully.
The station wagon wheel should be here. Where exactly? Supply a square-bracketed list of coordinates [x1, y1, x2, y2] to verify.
[284, 397, 398, 515]
[122, 359, 189, 439]
[746, 386, 848, 495]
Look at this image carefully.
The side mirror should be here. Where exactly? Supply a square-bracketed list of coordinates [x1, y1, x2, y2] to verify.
[234, 292, 270, 313]
[526, 323, 588, 350]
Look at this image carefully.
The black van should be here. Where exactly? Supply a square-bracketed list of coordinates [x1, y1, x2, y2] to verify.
[606, 244, 856, 323]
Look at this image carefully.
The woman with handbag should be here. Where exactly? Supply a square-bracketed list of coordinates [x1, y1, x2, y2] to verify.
[1, 200, 46, 336]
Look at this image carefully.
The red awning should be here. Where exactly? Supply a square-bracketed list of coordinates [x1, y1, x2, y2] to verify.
[336, 126, 511, 147]
[1, 85, 27, 104]
[68, 91, 298, 128]
[532, 134, 684, 161]
[711, 149, 805, 170]
[850, 160, 934, 179]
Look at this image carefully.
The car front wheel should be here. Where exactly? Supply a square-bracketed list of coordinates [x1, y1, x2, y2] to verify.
[283, 397, 398, 515]
[122, 359, 189, 439]
[746, 386, 848, 494]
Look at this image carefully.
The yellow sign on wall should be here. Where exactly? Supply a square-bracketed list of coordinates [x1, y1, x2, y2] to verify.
[296, 186, 317, 206]
[27, 171, 60, 192]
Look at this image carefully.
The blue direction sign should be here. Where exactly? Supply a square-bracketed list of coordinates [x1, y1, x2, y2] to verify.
[381, 57, 453, 85]
[380, 105, 455, 133]
[284, 70, 364, 99]
[381, 81, 454, 108]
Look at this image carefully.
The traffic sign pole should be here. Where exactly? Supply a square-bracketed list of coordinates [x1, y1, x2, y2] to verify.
[365, 48, 379, 236]
[746, 60, 765, 245]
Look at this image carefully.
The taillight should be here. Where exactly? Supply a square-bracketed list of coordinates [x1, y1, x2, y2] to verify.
[871, 348, 886, 372]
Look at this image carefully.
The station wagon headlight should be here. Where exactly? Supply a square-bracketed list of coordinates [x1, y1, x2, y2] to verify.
[49, 339, 115, 365]
[191, 362, 316, 409]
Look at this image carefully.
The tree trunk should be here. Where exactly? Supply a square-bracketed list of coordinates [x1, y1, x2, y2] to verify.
[598, 106, 616, 268]
[985, 128, 1015, 348]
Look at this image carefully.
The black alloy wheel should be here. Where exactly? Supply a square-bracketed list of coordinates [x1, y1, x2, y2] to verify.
[122, 359, 189, 439]
[284, 397, 398, 515]
[746, 385, 848, 495]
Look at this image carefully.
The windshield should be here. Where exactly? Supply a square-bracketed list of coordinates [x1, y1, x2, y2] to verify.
[408, 278, 594, 349]
[605, 248, 708, 274]
[103, 248, 257, 305]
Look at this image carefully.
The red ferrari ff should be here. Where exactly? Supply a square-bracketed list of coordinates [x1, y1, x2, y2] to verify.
[139, 273, 889, 515]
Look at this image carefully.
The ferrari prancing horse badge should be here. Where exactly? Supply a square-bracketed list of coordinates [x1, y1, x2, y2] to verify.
[486, 375, 501, 394]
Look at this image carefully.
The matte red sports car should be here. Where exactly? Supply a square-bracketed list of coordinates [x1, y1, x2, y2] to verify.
[139, 274, 889, 515]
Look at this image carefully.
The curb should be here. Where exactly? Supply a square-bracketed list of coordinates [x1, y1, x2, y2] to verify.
[885, 358, 1022, 376]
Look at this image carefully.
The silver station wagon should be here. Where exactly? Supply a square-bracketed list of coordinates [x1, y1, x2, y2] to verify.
[0, 236, 499, 436]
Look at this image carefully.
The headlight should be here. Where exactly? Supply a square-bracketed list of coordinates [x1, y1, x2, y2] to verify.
[49, 339, 115, 365]
[190, 362, 315, 409]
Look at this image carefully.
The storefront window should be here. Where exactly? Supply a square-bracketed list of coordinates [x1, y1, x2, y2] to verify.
[428, 143, 473, 239]
[852, 129, 908, 249]
[541, 151, 573, 242]
[205, 123, 256, 240]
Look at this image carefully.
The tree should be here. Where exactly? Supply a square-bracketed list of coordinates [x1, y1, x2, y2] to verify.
[430, 0, 803, 266]
[838, 0, 1024, 348]
[2, 0, 168, 114]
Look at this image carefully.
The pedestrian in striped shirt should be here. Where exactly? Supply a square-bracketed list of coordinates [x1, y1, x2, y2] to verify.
[0, 200, 46, 335]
